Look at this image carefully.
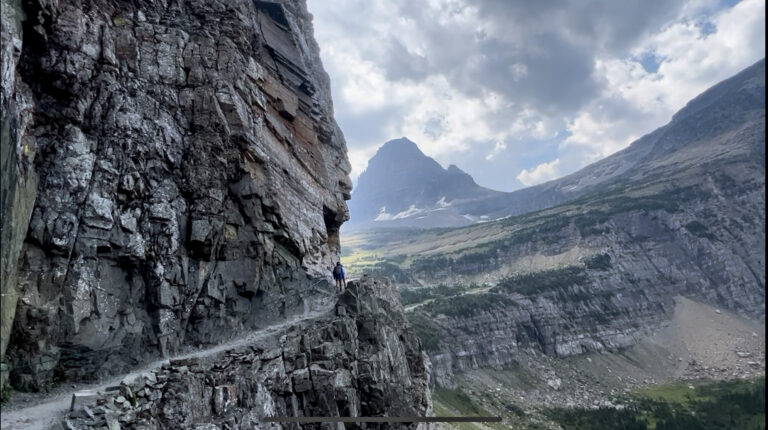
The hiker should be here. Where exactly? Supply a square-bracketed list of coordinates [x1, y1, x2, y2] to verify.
[333, 262, 346, 291]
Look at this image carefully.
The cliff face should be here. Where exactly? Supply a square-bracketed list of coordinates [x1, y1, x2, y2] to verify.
[419, 204, 764, 385]
[1, 0, 358, 391]
[407, 156, 764, 385]
[1, 0, 38, 377]
[410, 155, 764, 385]
[60, 278, 432, 430]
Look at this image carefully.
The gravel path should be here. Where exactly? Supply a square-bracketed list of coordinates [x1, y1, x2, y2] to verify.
[0, 297, 335, 430]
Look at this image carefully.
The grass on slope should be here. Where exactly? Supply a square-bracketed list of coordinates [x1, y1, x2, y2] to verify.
[491, 266, 588, 296]
[638, 381, 703, 404]
[546, 377, 766, 430]
[421, 293, 518, 318]
[341, 177, 729, 277]
[400, 284, 468, 306]
[433, 388, 508, 430]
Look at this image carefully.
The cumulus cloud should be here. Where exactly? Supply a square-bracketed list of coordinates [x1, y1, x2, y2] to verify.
[307, 0, 765, 190]
[517, 159, 562, 186]
[346, 145, 380, 181]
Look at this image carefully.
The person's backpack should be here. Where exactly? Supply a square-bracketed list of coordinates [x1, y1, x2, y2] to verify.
[333, 265, 342, 276]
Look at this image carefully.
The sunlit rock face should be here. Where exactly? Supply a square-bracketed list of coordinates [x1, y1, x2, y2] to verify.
[3, 0, 355, 391]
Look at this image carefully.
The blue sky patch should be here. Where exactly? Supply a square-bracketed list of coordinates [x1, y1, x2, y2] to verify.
[635, 51, 665, 73]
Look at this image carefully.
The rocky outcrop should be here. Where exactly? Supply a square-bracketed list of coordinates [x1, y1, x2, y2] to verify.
[62, 277, 432, 430]
[2, 0, 356, 392]
[412, 261, 674, 386]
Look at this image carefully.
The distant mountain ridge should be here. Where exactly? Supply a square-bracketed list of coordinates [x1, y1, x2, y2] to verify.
[347, 137, 507, 228]
[346, 58, 766, 230]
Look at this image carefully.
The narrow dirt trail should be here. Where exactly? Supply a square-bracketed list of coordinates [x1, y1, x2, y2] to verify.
[1, 297, 336, 430]
[404, 284, 496, 312]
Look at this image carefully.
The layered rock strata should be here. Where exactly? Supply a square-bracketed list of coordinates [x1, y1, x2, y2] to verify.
[413, 181, 765, 386]
[1, 0, 355, 392]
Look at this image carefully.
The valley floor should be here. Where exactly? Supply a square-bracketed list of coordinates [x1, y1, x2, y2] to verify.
[429, 295, 765, 429]
[434, 376, 765, 430]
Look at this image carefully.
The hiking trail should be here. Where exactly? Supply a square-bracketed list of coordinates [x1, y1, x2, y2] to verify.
[1, 296, 336, 430]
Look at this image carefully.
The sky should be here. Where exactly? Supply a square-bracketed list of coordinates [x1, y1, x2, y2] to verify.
[306, 0, 765, 192]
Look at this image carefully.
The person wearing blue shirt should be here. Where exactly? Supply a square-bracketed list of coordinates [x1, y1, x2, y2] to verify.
[332, 262, 346, 292]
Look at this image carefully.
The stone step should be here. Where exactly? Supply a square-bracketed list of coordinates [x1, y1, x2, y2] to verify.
[70, 390, 99, 412]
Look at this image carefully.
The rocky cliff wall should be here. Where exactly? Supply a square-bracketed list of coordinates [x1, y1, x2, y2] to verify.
[2, 0, 356, 392]
[1, 0, 38, 383]
[4, 278, 432, 429]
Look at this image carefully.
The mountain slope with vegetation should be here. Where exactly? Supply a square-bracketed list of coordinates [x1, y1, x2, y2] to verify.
[344, 59, 766, 389]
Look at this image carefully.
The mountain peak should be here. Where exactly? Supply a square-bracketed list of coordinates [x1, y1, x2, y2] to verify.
[365, 137, 436, 171]
[348, 138, 503, 227]
[385, 136, 417, 146]
[376, 137, 424, 158]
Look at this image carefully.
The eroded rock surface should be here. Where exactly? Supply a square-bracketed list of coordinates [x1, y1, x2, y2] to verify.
[2, 0, 355, 391]
[61, 278, 432, 430]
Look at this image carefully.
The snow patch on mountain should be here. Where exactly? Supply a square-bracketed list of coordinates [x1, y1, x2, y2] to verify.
[375, 205, 425, 221]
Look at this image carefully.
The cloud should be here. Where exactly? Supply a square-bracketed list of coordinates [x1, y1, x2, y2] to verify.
[562, 0, 766, 168]
[382, 38, 430, 81]
[517, 158, 562, 186]
[387, 0, 688, 113]
[307, 0, 765, 190]
[346, 145, 380, 181]
[485, 140, 507, 161]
